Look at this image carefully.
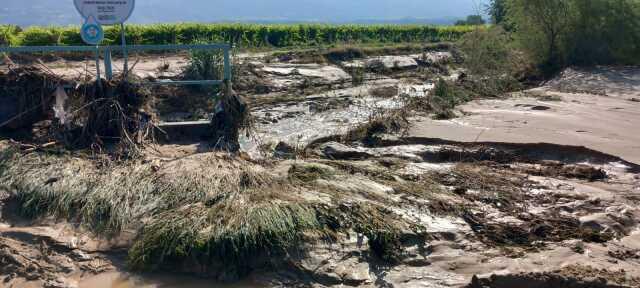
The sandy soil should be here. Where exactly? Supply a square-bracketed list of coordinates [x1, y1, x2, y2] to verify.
[410, 67, 640, 164]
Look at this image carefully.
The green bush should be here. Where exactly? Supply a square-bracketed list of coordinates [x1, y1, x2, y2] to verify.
[430, 78, 471, 119]
[458, 27, 525, 95]
[17, 26, 64, 46]
[184, 39, 224, 92]
[0, 25, 20, 46]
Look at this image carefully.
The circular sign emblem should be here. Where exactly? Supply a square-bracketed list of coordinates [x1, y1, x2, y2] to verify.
[81, 18, 104, 45]
[74, 0, 135, 25]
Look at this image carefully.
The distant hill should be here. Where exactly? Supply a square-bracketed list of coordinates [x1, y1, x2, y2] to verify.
[1, 0, 485, 26]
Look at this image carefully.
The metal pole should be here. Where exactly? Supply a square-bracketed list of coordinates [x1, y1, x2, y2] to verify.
[104, 48, 113, 80]
[223, 47, 232, 82]
[94, 46, 102, 89]
[120, 23, 128, 77]
[222, 47, 232, 102]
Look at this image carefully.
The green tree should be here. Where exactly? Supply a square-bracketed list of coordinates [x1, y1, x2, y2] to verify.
[487, 0, 508, 24]
[507, 0, 640, 69]
[506, 0, 571, 71]
[455, 15, 486, 26]
[567, 0, 640, 65]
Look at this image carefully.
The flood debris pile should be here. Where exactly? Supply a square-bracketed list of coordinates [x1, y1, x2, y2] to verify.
[0, 66, 157, 156]
[210, 83, 251, 152]
[0, 66, 67, 132]
[75, 78, 156, 156]
[0, 145, 425, 283]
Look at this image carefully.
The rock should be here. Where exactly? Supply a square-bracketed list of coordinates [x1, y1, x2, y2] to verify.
[254, 84, 272, 94]
[365, 56, 418, 71]
[335, 260, 372, 286]
[579, 213, 624, 235]
[319, 142, 373, 160]
[274, 141, 296, 159]
[369, 85, 399, 98]
[260, 63, 351, 83]
[412, 51, 453, 65]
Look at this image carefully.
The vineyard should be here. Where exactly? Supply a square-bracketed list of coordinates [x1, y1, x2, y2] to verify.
[0, 23, 474, 48]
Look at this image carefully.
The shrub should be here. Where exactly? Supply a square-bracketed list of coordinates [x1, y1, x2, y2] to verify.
[17, 26, 62, 46]
[457, 27, 526, 95]
[6, 24, 475, 48]
[0, 25, 20, 46]
[429, 78, 470, 119]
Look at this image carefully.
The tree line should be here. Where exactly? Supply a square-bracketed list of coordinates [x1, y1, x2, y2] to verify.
[487, 0, 640, 72]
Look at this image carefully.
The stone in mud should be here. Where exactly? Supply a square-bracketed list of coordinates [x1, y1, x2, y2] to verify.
[274, 141, 296, 159]
[334, 259, 372, 286]
[319, 142, 373, 160]
[260, 63, 351, 83]
[579, 208, 637, 237]
[369, 85, 399, 98]
[413, 51, 453, 65]
[366, 56, 418, 71]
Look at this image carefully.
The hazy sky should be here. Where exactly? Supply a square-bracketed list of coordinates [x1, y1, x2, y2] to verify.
[1, 0, 487, 26]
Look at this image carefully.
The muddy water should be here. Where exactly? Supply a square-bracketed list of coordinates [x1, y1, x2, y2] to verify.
[78, 272, 263, 288]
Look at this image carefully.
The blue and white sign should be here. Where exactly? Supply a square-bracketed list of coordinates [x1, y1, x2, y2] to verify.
[74, 0, 135, 25]
[81, 16, 104, 45]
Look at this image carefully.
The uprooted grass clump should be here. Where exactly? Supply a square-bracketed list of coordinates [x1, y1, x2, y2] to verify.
[288, 162, 336, 182]
[344, 108, 411, 145]
[0, 147, 275, 234]
[409, 78, 471, 119]
[130, 201, 412, 277]
[127, 202, 323, 277]
[0, 145, 415, 277]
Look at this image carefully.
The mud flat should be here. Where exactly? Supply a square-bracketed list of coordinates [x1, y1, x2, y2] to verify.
[409, 67, 640, 164]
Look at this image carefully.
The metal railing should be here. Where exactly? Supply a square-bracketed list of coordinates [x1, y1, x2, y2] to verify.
[1, 43, 232, 127]
[0, 43, 232, 85]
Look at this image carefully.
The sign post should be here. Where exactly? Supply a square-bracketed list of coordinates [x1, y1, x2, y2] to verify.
[80, 16, 104, 46]
[75, 0, 135, 78]
[121, 23, 128, 76]
[74, 0, 135, 26]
